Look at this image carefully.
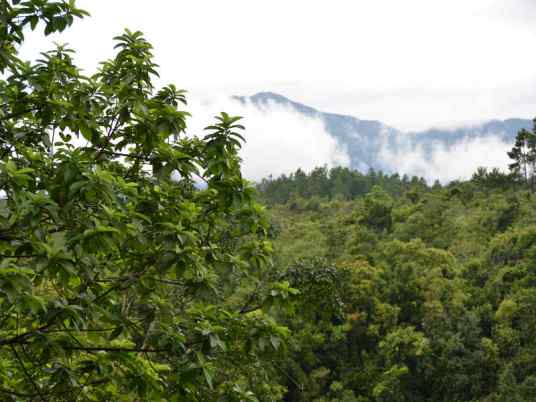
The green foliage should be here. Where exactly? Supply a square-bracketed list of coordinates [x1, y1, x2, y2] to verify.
[360, 186, 393, 232]
[0, 2, 297, 400]
[264, 162, 536, 401]
[3, 2, 536, 400]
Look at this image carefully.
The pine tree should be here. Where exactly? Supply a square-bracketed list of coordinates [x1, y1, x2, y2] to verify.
[508, 119, 536, 192]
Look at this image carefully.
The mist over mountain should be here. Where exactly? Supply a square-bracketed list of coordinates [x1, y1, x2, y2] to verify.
[235, 92, 531, 175]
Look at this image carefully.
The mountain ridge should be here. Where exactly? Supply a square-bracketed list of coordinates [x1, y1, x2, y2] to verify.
[235, 92, 531, 172]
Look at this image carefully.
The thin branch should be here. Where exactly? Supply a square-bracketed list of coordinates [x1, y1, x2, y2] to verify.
[63, 345, 168, 353]
[0, 386, 37, 398]
[239, 281, 262, 314]
[0, 253, 42, 258]
[91, 259, 156, 304]
[0, 321, 55, 346]
[146, 277, 184, 286]
[193, 171, 209, 185]
[239, 305, 262, 315]
[34, 327, 117, 334]
[95, 114, 122, 160]
[10, 344, 46, 402]
[0, 107, 38, 122]
[102, 150, 152, 160]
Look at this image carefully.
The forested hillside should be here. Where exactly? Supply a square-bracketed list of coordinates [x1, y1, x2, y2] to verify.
[260, 160, 536, 401]
[2, 1, 536, 401]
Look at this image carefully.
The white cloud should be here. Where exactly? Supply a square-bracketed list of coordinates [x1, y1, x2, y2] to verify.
[186, 96, 512, 184]
[16, 0, 536, 131]
[379, 134, 512, 183]
[185, 96, 350, 181]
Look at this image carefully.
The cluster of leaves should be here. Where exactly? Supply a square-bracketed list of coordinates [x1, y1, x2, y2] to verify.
[265, 169, 536, 401]
[0, 1, 298, 400]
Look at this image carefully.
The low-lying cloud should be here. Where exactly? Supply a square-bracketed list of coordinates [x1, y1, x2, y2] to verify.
[379, 134, 512, 183]
[185, 96, 514, 184]
[185, 96, 350, 181]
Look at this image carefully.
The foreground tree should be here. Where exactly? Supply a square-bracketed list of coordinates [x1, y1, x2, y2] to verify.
[0, 1, 294, 400]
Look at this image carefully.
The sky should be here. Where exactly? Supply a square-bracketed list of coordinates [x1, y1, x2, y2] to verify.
[18, 0, 536, 181]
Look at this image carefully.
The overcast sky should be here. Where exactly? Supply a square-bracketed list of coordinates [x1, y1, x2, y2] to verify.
[20, 0, 536, 131]
[18, 0, 536, 182]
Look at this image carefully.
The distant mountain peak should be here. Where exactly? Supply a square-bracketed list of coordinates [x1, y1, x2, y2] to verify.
[250, 91, 291, 103]
[233, 91, 530, 173]
[234, 92, 320, 117]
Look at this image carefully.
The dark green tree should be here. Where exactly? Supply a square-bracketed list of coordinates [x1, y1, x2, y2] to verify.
[0, 2, 295, 400]
[508, 119, 536, 192]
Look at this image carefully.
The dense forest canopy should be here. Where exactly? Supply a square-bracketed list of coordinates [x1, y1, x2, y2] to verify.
[257, 167, 427, 206]
[2, 1, 536, 401]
